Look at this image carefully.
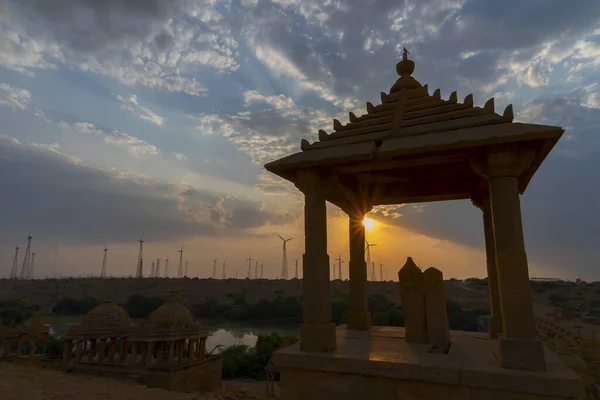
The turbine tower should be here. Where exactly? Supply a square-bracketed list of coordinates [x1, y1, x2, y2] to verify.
[101, 247, 108, 278]
[255, 261, 259, 279]
[293, 258, 299, 279]
[277, 234, 293, 280]
[19, 235, 33, 279]
[212, 258, 217, 278]
[246, 254, 254, 279]
[150, 262, 155, 278]
[260, 264, 264, 279]
[177, 245, 184, 278]
[9, 246, 19, 279]
[185, 261, 188, 277]
[164, 258, 169, 278]
[380, 263, 384, 282]
[337, 255, 343, 280]
[29, 252, 35, 279]
[365, 240, 377, 281]
[155, 258, 161, 278]
[52, 246, 58, 278]
[135, 234, 144, 278]
[222, 262, 226, 279]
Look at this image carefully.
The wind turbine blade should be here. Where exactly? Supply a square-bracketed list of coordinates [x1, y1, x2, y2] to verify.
[277, 234, 284, 241]
[287, 237, 294, 241]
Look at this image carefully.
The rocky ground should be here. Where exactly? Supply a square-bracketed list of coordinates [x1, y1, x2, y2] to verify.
[0, 362, 271, 400]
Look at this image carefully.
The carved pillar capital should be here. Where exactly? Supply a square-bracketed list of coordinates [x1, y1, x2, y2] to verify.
[470, 181, 491, 211]
[471, 145, 536, 180]
[295, 168, 327, 195]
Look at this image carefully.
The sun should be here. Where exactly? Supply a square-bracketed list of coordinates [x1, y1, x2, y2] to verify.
[363, 217, 375, 230]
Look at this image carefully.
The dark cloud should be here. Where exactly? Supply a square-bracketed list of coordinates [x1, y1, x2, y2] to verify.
[10, 0, 185, 52]
[0, 136, 295, 246]
[372, 98, 600, 279]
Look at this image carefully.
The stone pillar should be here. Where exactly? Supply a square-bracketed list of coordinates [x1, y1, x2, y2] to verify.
[120, 338, 128, 362]
[145, 343, 154, 368]
[472, 191, 503, 338]
[347, 212, 371, 330]
[75, 340, 83, 362]
[97, 339, 106, 364]
[3, 337, 11, 357]
[168, 341, 175, 364]
[129, 342, 137, 366]
[472, 147, 545, 372]
[88, 340, 96, 362]
[398, 257, 428, 343]
[63, 340, 73, 362]
[423, 267, 450, 348]
[108, 337, 117, 362]
[296, 170, 336, 352]
[28, 338, 36, 357]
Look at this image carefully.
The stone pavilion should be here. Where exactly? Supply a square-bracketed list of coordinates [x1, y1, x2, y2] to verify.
[61, 296, 222, 393]
[265, 50, 585, 399]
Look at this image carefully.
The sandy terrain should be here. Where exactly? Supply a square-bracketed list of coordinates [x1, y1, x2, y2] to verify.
[0, 362, 268, 400]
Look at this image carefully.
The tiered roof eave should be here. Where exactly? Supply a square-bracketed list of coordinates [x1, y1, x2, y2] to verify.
[265, 52, 564, 181]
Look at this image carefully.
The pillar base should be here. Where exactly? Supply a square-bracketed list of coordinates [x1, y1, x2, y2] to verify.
[347, 310, 372, 331]
[488, 316, 502, 339]
[498, 336, 546, 372]
[300, 323, 337, 352]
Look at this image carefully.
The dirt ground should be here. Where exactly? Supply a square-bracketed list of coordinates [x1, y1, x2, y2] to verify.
[0, 362, 269, 400]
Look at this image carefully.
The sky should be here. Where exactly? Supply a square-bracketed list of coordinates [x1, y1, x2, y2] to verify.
[0, 0, 599, 281]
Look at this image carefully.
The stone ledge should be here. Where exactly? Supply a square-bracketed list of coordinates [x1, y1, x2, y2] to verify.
[274, 326, 586, 400]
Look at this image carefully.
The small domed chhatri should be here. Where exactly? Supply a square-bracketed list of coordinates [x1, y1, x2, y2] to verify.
[146, 294, 195, 330]
[66, 300, 134, 339]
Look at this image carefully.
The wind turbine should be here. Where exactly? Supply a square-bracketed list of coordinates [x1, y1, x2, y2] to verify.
[277, 234, 293, 280]
[380, 263, 384, 282]
[29, 252, 35, 279]
[151, 262, 155, 278]
[365, 240, 377, 281]
[19, 234, 33, 279]
[155, 258, 161, 278]
[9, 246, 19, 279]
[212, 258, 217, 278]
[177, 245, 184, 278]
[293, 258, 300, 279]
[260, 264, 264, 279]
[246, 254, 254, 279]
[136, 233, 144, 278]
[164, 258, 170, 278]
[185, 260, 188, 277]
[101, 247, 108, 278]
[222, 262, 226, 279]
[255, 261, 259, 279]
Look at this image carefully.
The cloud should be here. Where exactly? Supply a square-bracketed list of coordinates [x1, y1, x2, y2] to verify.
[174, 152, 187, 160]
[0, 135, 295, 245]
[60, 121, 160, 157]
[4, 0, 240, 96]
[0, 83, 31, 110]
[116, 94, 164, 126]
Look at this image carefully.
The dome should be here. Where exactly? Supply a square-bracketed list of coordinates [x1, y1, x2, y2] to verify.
[79, 300, 134, 333]
[146, 296, 194, 329]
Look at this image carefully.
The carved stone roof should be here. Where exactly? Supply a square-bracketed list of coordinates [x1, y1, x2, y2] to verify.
[63, 300, 134, 339]
[132, 293, 208, 341]
[265, 51, 564, 206]
[23, 315, 49, 337]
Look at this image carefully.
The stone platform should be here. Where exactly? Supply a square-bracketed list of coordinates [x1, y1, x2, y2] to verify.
[272, 326, 585, 400]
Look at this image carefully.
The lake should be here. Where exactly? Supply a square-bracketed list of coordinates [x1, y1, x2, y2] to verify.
[47, 318, 299, 351]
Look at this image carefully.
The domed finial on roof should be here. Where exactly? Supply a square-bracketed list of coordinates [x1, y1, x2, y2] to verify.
[396, 47, 415, 77]
[390, 48, 421, 93]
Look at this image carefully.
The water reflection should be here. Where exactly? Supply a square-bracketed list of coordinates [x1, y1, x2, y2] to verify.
[49, 323, 298, 352]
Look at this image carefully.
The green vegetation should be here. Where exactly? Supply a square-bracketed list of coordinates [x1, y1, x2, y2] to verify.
[0, 298, 40, 324]
[52, 296, 99, 316]
[221, 332, 299, 380]
[48, 291, 489, 333]
[548, 293, 572, 306]
[122, 294, 165, 318]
